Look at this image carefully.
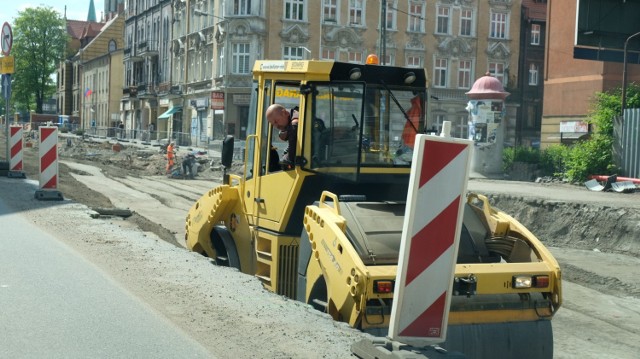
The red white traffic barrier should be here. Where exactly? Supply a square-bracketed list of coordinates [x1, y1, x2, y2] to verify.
[9, 125, 23, 171]
[38, 126, 59, 189]
[389, 134, 472, 346]
[588, 174, 640, 185]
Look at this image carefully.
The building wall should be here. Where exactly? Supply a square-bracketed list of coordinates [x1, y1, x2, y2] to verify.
[90, 0, 527, 147]
[542, 0, 640, 148]
[80, 15, 125, 131]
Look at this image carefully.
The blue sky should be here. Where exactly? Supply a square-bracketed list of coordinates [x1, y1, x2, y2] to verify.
[3, 0, 105, 24]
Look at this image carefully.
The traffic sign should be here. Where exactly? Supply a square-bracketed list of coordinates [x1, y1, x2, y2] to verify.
[1, 22, 12, 56]
[0, 56, 14, 74]
[2, 74, 11, 100]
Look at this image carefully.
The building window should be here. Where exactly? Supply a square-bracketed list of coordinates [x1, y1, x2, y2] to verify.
[321, 47, 336, 60]
[322, 0, 338, 23]
[408, 1, 425, 32]
[285, 0, 304, 21]
[234, 0, 251, 15]
[436, 6, 450, 35]
[458, 60, 472, 89]
[284, 46, 305, 60]
[488, 62, 505, 85]
[349, 0, 364, 26]
[381, 53, 394, 66]
[434, 114, 446, 134]
[348, 51, 362, 63]
[490, 12, 508, 39]
[232, 43, 251, 74]
[406, 55, 422, 68]
[385, 1, 396, 30]
[531, 24, 541, 45]
[434, 58, 448, 88]
[460, 8, 473, 36]
[528, 63, 539, 86]
[456, 115, 469, 139]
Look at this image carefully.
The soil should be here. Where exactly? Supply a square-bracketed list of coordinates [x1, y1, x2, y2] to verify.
[18, 134, 239, 245]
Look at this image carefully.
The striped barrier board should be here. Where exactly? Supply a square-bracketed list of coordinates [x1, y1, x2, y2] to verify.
[8, 125, 26, 178]
[9, 125, 23, 171]
[35, 126, 63, 200]
[388, 134, 472, 346]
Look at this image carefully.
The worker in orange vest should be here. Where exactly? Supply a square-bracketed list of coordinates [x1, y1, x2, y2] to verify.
[166, 141, 175, 174]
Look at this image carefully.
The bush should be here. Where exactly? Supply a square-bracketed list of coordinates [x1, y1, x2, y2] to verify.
[539, 144, 569, 177]
[564, 135, 617, 182]
[74, 129, 84, 136]
[503, 146, 540, 172]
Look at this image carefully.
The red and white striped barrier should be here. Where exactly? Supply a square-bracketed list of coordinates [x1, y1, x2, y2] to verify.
[388, 134, 472, 346]
[38, 126, 59, 190]
[9, 125, 23, 172]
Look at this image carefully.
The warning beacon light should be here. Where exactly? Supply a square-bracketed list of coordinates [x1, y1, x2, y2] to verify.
[366, 54, 379, 65]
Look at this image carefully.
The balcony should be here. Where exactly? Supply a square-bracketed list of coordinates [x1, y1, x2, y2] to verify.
[122, 86, 138, 98]
[137, 40, 159, 57]
[138, 83, 157, 99]
[125, 48, 143, 63]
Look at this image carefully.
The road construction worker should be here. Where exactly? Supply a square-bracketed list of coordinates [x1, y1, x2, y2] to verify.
[166, 142, 175, 174]
[182, 151, 197, 179]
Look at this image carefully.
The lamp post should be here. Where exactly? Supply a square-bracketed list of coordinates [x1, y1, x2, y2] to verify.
[194, 9, 228, 140]
[621, 31, 640, 116]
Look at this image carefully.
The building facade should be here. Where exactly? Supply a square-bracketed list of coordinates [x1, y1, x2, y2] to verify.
[81, 15, 125, 135]
[70, 0, 531, 148]
[516, 0, 546, 147]
[542, 0, 640, 148]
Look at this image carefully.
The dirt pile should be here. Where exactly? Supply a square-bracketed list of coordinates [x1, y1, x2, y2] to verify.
[487, 194, 640, 257]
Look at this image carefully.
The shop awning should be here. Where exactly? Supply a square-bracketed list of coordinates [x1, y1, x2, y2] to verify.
[158, 106, 182, 119]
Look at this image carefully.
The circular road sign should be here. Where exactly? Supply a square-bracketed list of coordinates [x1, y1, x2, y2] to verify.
[1, 22, 13, 56]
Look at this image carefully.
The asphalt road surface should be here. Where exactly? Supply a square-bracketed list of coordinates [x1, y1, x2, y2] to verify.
[0, 195, 214, 358]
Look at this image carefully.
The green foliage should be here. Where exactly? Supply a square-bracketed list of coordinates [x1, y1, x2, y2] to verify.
[502, 146, 540, 172]
[554, 84, 640, 182]
[564, 135, 616, 182]
[12, 7, 67, 114]
[74, 129, 85, 136]
[539, 144, 569, 177]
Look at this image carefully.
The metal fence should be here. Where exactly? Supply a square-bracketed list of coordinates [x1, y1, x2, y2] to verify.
[614, 110, 640, 178]
[86, 126, 210, 148]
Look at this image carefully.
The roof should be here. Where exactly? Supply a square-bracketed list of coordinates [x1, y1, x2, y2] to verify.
[466, 73, 510, 100]
[66, 20, 90, 39]
[522, 0, 547, 22]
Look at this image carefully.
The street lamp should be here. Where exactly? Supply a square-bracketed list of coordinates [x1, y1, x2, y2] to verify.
[194, 9, 225, 21]
[621, 31, 640, 116]
[299, 46, 311, 60]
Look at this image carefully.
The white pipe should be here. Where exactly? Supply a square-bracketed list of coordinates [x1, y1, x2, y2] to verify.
[440, 121, 451, 137]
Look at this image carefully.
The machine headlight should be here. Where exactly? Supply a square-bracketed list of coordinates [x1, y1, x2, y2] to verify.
[513, 275, 533, 288]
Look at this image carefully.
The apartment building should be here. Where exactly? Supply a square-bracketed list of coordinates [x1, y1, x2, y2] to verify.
[542, 0, 640, 148]
[57, 19, 104, 119]
[122, 0, 173, 141]
[113, 1, 526, 146]
[516, 0, 546, 147]
[81, 15, 126, 133]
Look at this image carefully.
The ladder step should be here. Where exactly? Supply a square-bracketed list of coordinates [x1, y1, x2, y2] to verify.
[312, 298, 328, 309]
[255, 274, 272, 283]
[256, 250, 272, 258]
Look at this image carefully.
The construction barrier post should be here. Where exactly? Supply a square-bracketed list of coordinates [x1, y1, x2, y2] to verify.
[7, 125, 26, 178]
[34, 126, 63, 201]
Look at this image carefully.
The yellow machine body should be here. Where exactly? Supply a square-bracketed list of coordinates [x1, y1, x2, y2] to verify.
[185, 59, 561, 358]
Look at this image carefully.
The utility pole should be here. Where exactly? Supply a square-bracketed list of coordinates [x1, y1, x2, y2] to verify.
[379, 0, 387, 65]
[621, 31, 640, 116]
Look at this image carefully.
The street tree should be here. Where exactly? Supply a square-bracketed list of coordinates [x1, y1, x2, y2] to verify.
[12, 7, 67, 114]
